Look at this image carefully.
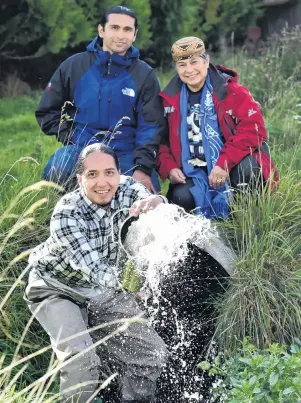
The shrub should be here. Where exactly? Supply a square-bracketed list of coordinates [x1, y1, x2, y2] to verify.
[199, 337, 301, 402]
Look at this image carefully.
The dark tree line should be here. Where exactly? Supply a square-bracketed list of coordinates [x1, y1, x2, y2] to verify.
[0, 0, 263, 88]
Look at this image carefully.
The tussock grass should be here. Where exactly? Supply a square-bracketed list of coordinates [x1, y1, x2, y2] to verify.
[214, 162, 301, 353]
[210, 26, 301, 354]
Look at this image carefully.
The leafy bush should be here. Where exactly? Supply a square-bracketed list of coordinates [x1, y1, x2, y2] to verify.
[199, 338, 301, 402]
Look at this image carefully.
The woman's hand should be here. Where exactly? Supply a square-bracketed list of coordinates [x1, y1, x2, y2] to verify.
[208, 166, 229, 188]
[168, 168, 186, 184]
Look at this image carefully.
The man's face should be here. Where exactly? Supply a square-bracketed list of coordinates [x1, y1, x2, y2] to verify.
[77, 152, 120, 206]
[176, 55, 210, 92]
[98, 13, 137, 55]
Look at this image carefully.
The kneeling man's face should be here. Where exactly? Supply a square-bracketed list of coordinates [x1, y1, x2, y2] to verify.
[77, 152, 120, 206]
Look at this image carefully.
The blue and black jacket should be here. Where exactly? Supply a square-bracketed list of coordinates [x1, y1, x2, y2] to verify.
[36, 36, 165, 176]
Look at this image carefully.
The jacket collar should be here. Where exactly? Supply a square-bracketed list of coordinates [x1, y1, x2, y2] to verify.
[86, 36, 139, 67]
[209, 63, 228, 100]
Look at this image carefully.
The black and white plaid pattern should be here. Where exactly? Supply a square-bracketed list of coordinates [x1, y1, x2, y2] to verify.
[28, 176, 151, 288]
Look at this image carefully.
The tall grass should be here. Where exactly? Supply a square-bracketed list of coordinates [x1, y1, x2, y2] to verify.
[0, 94, 58, 214]
[209, 26, 301, 354]
[0, 183, 143, 402]
[214, 163, 301, 353]
[0, 181, 62, 401]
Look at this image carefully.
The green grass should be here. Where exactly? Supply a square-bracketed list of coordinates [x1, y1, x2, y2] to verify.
[0, 94, 58, 222]
[214, 170, 301, 353]
[0, 94, 57, 179]
[0, 96, 63, 401]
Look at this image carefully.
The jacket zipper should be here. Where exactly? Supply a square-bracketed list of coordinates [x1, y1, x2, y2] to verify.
[223, 115, 234, 136]
[107, 56, 111, 75]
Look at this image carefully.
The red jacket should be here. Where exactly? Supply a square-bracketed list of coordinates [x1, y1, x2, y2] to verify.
[157, 64, 278, 183]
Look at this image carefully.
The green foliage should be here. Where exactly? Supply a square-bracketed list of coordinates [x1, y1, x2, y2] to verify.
[1, 0, 94, 57]
[149, 0, 182, 67]
[1, 0, 263, 64]
[218, 26, 301, 156]
[149, 0, 263, 68]
[0, 0, 152, 58]
[0, 179, 63, 399]
[198, 0, 263, 48]
[149, 0, 204, 67]
[199, 338, 301, 402]
[175, 0, 203, 39]
[0, 93, 60, 267]
[206, 26, 301, 355]
[0, 93, 58, 206]
[121, 0, 152, 49]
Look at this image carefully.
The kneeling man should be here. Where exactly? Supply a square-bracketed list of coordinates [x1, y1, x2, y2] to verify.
[25, 143, 168, 403]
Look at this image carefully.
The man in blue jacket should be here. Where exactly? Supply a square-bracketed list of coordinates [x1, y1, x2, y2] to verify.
[36, 5, 164, 192]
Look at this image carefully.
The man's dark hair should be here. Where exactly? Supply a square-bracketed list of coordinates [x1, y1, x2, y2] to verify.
[100, 5, 138, 30]
[76, 143, 120, 174]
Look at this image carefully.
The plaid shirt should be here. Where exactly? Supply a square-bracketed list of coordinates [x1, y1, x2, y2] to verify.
[28, 176, 153, 288]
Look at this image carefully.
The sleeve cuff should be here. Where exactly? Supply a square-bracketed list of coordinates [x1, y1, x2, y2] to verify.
[157, 195, 168, 204]
[133, 165, 152, 177]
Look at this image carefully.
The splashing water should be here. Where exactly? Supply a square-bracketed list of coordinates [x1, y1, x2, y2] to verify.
[124, 203, 216, 296]
[123, 204, 235, 402]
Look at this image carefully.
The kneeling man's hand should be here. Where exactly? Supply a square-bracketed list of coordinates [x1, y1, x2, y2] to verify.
[209, 166, 229, 189]
[130, 195, 164, 217]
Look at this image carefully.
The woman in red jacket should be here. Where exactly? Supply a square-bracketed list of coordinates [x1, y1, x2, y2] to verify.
[157, 37, 278, 218]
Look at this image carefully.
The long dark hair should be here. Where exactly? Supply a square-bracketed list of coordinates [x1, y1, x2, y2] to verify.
[76, 143, 120, 175]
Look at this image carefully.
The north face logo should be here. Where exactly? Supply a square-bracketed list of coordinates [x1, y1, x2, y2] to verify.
[122, 88, 135, 97]
[164, 106, 175, 116]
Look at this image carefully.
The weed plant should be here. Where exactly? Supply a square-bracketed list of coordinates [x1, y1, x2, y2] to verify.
[199, 337, 301, 402]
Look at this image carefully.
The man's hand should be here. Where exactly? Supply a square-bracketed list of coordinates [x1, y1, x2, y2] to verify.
[208, 166, 229, 189]
[129, 195, 164, 217]
[132, 170, 155, 193]
[168, 168, 186, 184]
